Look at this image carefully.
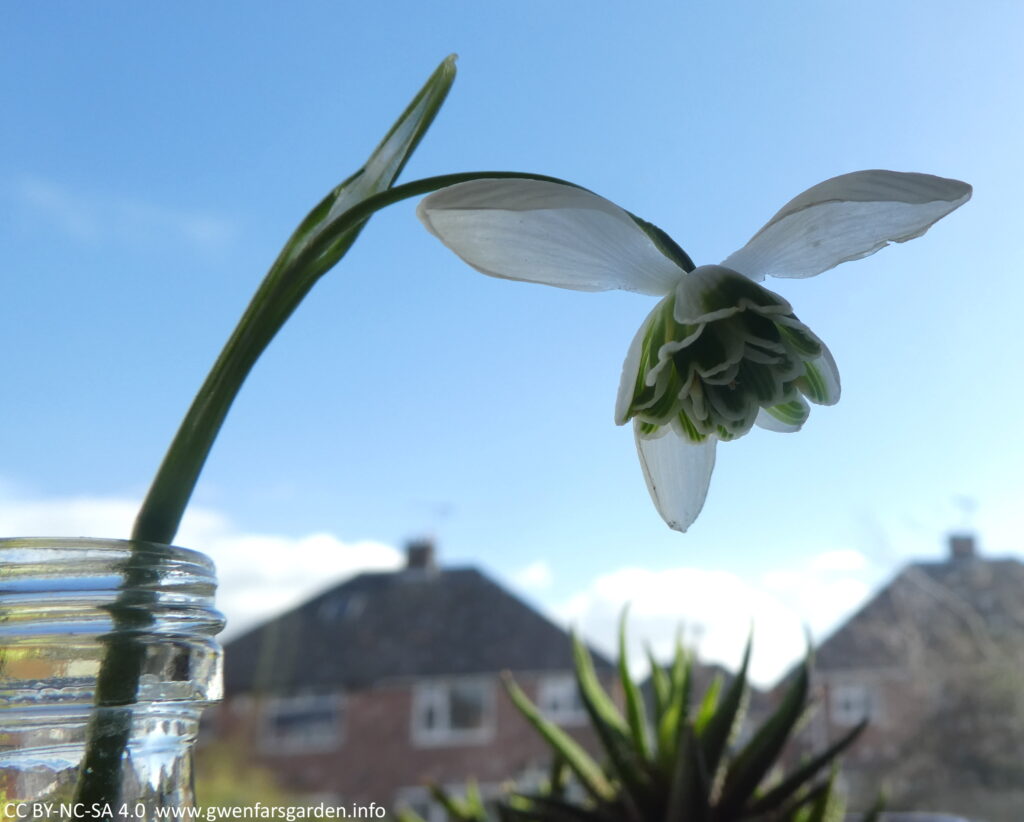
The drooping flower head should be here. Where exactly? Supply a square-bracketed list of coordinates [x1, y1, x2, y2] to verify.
[418, 171, 971, 532]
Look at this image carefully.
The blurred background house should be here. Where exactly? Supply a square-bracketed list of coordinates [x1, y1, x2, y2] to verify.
[204, 539, 615, 815]
[790, 533, 1024, 821]
[204, 532, 1024, 822]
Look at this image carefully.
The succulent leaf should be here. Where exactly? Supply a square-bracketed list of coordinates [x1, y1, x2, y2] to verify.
[572, 635, 655, 814]
[698, 639, 752, 787]
[501, 671, 616, 803]
[663, 724, 710, 822]
[801, 767, 844, 822]
[430, 781, 488, 822]
[646, 644, 671, 723]
[716, 662, 810, 817]
[693, 676, 723, 736]
[746, 721, 865, 815]
[619, 612, 652, 759]
[657, 642, 692, 772]
[433, 625, 862, 822]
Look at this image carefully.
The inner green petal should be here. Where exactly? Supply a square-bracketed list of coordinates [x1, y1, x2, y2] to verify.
[675, 409, 707, 443]
[797, 360, 830, 404]
[765, 398, 810, 426]
[776, 318, 823, 358]
[621, 269, 838, 444]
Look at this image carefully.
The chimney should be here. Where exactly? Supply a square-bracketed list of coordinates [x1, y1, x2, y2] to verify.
[948, 532, 976, 561]
[405, 537, 437, 572]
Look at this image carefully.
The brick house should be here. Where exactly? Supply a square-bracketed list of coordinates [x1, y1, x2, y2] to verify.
[209, 540, 613, 815]
[790, 533, 1024, 816]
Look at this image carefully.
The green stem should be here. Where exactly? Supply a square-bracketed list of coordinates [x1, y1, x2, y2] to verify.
[131, 170, 580, 546]
[73, 548, 170, 811]
[75, 55, 465, 814]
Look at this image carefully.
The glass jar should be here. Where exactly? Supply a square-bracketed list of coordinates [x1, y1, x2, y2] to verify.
[0, 538, 224, 816]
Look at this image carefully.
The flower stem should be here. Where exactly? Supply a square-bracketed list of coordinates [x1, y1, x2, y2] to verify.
[74, 55, 467, 814]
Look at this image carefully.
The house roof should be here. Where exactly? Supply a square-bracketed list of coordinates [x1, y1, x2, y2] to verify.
[223, 565, 612, 695]
[814, 555, 1024, 673]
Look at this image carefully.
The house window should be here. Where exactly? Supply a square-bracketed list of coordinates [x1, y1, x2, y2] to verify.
[262, 692, 342, 752]
[411, 678, 495, 746]
[829, 683, 877, 726]
[537, 675, 587, 726]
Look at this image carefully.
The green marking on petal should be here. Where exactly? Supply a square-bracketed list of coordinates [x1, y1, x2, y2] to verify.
[704, 381, 752, 422]
[625, 299, 668, 415]
[675, 323, 729, 377]
[737, 359, 786, 405]
[637, 421, 661, 438]
[702, 270, 789, 315]
[631, 216, 696, 272]
[797, 360, 829, 404]
[675, 410, 707, 443]
[674, 266, 793, 325]
[740, 311, 786, 350]
[685, 380, 710, 423]
[776, 318, 823, 358]
[636, 367, 683, 423]
[701, 359, 740, 387]
[742, 343, 784, 365]
[766, 398, 810, 426]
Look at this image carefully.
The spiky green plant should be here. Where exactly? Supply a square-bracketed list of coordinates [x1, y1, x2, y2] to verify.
[403, 616, 871, 822]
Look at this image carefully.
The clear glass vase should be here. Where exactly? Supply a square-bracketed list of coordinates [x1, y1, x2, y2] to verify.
[0, 538, 224, 817]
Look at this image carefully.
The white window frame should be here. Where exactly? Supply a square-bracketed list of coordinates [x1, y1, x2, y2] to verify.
[411, 677, 496, 747]
[537, 674, 587, 726]
[829, 682, 876, 727]
[261, 692, 343, 753]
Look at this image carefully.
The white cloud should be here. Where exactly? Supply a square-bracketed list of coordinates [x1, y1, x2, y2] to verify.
[512, 559, 553, 590]
[0, 492, 139, 537]
[809, 548, 869, 572]
[553, 552, 883, 689]
[0, 489, 402, 640]
[13, 176, 237, 255]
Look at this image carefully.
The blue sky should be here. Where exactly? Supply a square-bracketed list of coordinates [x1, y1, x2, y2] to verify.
[3, 3, 1021, 684]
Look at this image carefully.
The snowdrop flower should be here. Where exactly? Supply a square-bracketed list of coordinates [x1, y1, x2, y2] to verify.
[417, 171, 970, 532]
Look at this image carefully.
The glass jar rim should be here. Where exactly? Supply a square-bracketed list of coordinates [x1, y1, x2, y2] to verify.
[0, 536, 215, 569]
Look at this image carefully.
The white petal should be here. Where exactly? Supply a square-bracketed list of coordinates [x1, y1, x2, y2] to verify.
[722, 171, 971, 282]
[418, 179, 686, 295]
[634, 422, 717, 533]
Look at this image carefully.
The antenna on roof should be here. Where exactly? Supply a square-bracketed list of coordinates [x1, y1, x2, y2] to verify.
[409, 499, 454, 546]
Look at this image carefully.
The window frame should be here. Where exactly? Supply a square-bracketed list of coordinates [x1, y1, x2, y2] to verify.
[260, 691, 344, 753]
[410, 677, 496, 747]
[536, 674, 588, 726]
[829, 681, 878, 727]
